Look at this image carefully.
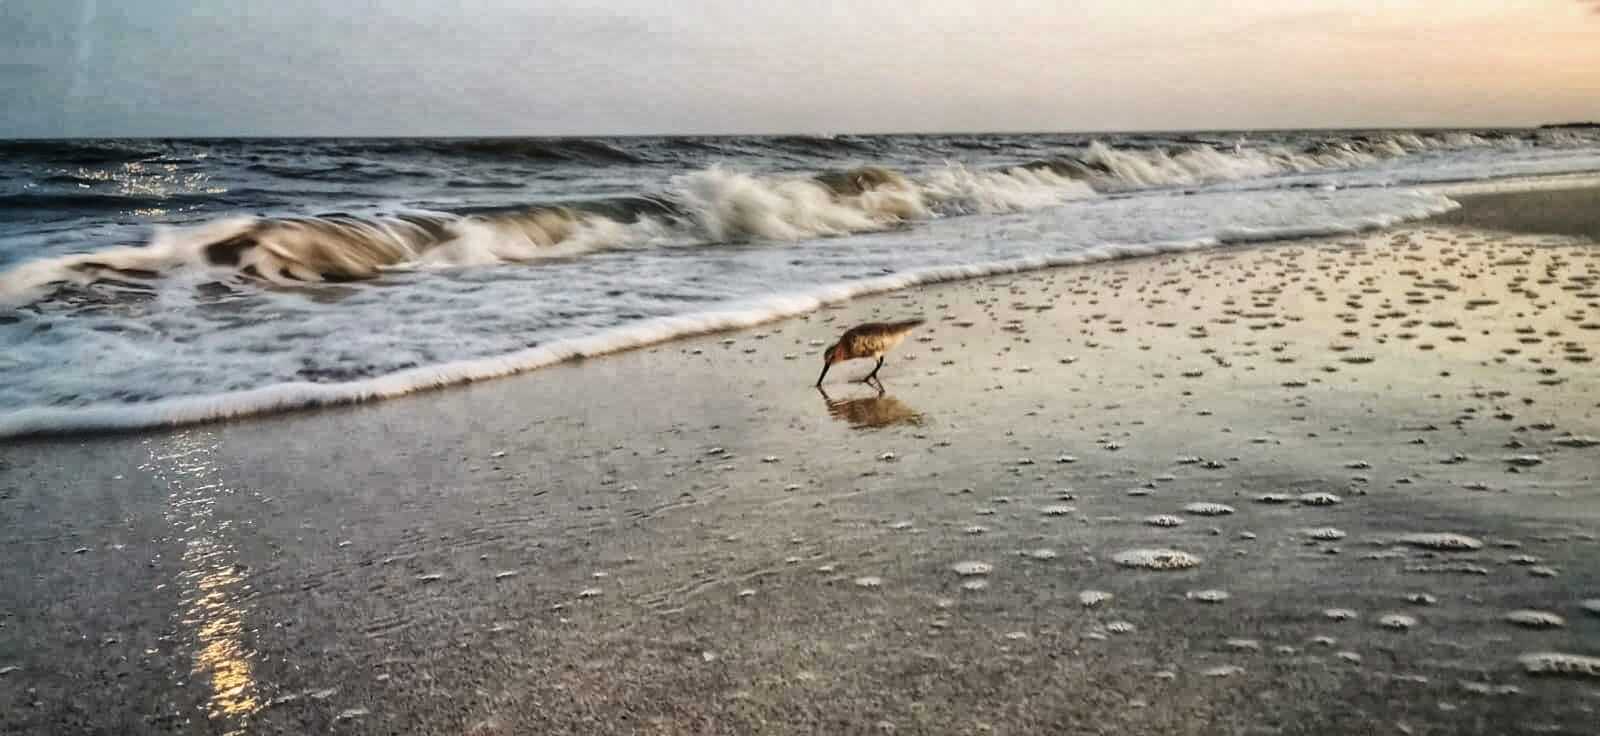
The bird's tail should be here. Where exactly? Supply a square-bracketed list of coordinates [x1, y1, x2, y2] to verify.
[892, 319, 926, 330]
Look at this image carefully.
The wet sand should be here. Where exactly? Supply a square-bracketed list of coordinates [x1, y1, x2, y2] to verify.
[1431, 186, 1600, 242]
[3, 191, 1600, 735]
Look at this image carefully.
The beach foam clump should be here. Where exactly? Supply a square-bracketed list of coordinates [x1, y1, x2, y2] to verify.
[1183, 502, 1235, 516]
[1396, 533, 1483, 551]
[1113, 549, 1202, 570]
[1518, 652, 1600, 678]
[1504, 610, 1565, 629]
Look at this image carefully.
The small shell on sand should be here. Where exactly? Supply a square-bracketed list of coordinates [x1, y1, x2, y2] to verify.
[1202, 665, 1245, 677]
[1080, 590, 1113, 608]
[1183, 502, 1235, 516]
[1504, 610, 1565, 629]
[1304, 527, 1347, 541]
[1324, 608, 1357, 621]
[951, 561, 992, 577]
[854, 576, 884, 588]
[1583, 599, 1600, 616]
[1114, 549, 1202, 570]
[1458, 680, 1520, 696]
[1255, 494, 1294, 504]
[1297, 493, 1343, 506]
[1406, 562, 1489, 576]
[1040, 505, 1076, 516]
[1518, 652, 1600, 678]
[1144, 515, 1184, 528]
[1551, 435, 1598, 448]
[1396, 533, 1484, 551]
[1378, 613, 1417, 631]
[1105, 621, 1136, 634]
[1186, 589, 1230, 604]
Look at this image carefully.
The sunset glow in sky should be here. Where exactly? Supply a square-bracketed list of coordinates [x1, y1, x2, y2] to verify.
[2, 0, 1598, 136]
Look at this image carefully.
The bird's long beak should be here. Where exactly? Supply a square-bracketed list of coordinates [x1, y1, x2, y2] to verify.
[816, 361, 832, 387]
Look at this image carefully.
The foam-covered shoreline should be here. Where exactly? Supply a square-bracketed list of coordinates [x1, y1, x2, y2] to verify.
[0, 240, 1219, 438]
[0, 193, 1466, 439]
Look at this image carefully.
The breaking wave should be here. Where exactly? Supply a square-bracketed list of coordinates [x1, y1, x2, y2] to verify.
[6, 128, 1595, 305]
[0, 163, 1097, 303]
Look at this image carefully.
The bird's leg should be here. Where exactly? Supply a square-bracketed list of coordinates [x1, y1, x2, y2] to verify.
[863, 356, 884, 383]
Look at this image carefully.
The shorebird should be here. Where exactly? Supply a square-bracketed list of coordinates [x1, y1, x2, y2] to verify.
[816, 319, 924, 386]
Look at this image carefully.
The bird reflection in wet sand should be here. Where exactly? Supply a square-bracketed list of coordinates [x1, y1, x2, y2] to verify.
[818, 384, 925, 429]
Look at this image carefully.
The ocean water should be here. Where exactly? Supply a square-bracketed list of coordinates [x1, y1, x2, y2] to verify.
[3, 129, 1600, 436]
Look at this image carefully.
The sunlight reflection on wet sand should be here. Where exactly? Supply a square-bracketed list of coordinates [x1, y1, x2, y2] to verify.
[151, 432, 261, 730]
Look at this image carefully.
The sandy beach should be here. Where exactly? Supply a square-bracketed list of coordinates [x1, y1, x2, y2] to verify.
[3, 187, 1599, 735]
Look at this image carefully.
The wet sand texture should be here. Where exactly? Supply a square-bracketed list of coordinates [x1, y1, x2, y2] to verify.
[1, 190, 1598, 734]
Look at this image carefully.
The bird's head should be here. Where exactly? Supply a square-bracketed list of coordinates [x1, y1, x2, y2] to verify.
[816, 342, 842, 386]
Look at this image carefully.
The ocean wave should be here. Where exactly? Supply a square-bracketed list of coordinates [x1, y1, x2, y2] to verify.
[1052, 133, 1503, 190]
[1, 128, 1588, 304]
[766, 134, 882, 155]
[0, 191, 183, 212]
[0, 139, 162, 165]
[422, 138, 648, 164]
[0, 163, 1098, 302]
[0, 207, 636, 300]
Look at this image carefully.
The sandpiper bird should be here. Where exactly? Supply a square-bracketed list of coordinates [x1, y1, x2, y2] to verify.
[816, 319, 924, 386]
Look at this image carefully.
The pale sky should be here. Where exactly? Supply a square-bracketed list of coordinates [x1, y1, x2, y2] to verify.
[2, 0, 1598, 137]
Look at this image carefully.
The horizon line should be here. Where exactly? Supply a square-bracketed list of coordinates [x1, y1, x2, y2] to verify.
[3, 122, 1592, 142]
